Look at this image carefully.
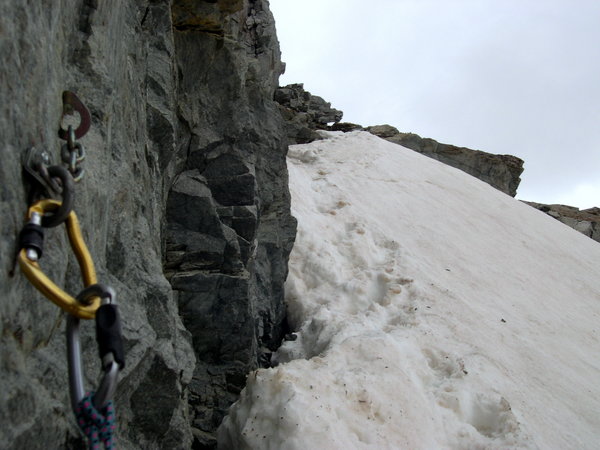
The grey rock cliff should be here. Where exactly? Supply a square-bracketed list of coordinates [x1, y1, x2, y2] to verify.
[168, 1, 296, 445]
[0, 1, 294, 449]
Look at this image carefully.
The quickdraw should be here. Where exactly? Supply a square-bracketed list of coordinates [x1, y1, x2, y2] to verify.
[17, 92, 124, 449]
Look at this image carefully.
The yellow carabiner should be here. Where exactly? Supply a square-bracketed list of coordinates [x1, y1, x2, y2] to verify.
[18, 199, 100, 319]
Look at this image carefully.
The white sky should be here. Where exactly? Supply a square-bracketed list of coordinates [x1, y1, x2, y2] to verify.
[270, 0, 600, 209]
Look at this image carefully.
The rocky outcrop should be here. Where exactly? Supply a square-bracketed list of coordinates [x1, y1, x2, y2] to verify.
[330, 122, 365, 133]
[367, 125, 524, 197]
[0, 1, 294, 449]
[524, 202, 600, 243]
[275, 83, 343, 144]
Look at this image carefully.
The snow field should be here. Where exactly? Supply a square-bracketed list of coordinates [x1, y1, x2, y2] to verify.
[218, 131, 600, 449]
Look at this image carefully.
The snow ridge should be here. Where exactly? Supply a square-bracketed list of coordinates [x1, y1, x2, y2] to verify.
[218, 131, 600, 449]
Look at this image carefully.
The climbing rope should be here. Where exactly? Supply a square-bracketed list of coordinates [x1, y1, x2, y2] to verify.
[17, 92, 124, 449]
[75, 392, 116, 450]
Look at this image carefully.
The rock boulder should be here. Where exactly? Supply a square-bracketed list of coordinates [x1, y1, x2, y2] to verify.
[275, 83, 343, 144]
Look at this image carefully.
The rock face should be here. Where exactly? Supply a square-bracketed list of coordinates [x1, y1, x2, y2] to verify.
[275, 83, 343, 144]
[0, 1, 294, 449]
[524, 203, 600, 243]
[367, 125, 524, 197]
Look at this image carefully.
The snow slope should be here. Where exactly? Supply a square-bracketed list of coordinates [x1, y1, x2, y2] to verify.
[218, 131, 600, 449]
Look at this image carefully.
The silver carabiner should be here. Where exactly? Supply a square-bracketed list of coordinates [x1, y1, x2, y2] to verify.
[66, 284, 122, 413]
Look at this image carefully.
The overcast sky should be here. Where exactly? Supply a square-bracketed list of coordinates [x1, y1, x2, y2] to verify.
[270, 0, 599, 209]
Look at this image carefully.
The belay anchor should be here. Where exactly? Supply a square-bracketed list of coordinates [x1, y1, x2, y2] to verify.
[17, 92, 125, 449]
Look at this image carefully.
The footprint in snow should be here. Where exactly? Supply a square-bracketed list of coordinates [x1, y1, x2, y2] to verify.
[422, 348, 525, 442]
